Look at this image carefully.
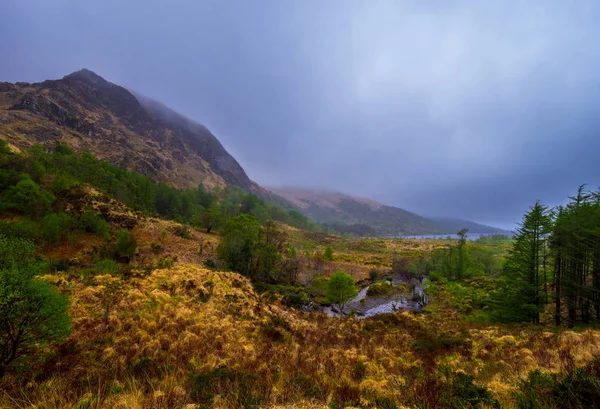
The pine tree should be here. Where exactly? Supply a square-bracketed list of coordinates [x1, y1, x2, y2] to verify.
[496, 201, 551, 323]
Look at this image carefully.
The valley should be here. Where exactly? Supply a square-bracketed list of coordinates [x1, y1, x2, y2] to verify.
[1, 70, 600, 409]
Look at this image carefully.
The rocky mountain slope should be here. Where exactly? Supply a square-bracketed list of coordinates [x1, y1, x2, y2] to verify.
[0, 69, 254, 191]
[271, 187, 506, 236]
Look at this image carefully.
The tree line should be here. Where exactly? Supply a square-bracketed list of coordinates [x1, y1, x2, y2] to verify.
[0, 141, 323, 235]
[496, 186, 600, 326]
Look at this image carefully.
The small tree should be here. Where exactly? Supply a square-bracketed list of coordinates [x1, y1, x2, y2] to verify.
[0, 178, 55, 217]
[115, 230, 137, 262]
[201, 207, 221, 233]
[160, 229, 169, 243]
[324, 246, 334, 261]
[217, 214, 262, 276]
[0, 236, 70, 378]
[326, 270, 358, 316]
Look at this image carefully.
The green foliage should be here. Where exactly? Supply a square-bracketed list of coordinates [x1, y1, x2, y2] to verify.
[514, 357, 600, 409]
[4, 218, 40, 241]
[326, 270, 358, 315]
[255, 283, 309, 308]
[0, 236, 71, 378]
[366, 281, 394, 297]
[40, 212, 78, 244]
[492, 202, 551, 324]
[441, 372, 500, 409]
[324, 245, 334, 261]
[174, 224, 191, 239]
[217, 214, 262, 276]
[115, 230, 137, 261]
[159, 229, 168, 242]
[51, 171, 79, 194]
[0, 177, 55, 217]
[92, 259, 120, 275]
[80, 210, 111, 241]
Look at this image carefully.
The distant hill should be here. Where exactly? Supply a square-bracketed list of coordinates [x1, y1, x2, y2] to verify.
[429, 217, 511, 235]
[0, 69, 257, 191]
[270, 187, 506, 236]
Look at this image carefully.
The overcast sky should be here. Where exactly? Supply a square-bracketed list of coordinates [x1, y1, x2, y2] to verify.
[2, 1, 600, 229]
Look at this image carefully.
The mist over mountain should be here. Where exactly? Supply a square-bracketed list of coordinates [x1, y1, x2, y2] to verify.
[271, 187, 505, 236]
[0, 69, 256, 191]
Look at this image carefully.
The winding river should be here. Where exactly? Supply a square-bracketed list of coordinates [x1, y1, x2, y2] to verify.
[322, 275, 429, 318]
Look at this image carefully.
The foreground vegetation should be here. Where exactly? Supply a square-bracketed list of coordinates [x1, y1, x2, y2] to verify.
[2, 141, 600, 408]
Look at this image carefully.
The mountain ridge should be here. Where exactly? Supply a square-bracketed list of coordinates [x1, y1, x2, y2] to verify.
[270, 187, 507, 236]
[0, 68, 256, 191]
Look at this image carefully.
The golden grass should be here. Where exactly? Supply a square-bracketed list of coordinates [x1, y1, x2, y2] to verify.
[2, 262, 600, 408]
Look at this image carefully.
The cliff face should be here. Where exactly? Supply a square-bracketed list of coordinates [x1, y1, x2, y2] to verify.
[0, 69, 254, 191]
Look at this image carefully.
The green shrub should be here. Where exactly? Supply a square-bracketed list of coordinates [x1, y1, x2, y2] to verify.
[11, 218, 41, 241]
[0, 177, 55, 217]
[157, 257, 174, 269]
[366, 281, 394, 297]
[81, 210, 110, 241]
[514, 357, 600, 409]
[174, 225, 191, 239]
[40, 212, 78, 244]
[411, 372, 500, 409]
[255, 283, 309, 308]
[0, 236, 71, 378]
[326, 270, 358, 315]
[324, 246, 334, 261]
[51, 172, 79, 194]
[115, 230, 137, 261]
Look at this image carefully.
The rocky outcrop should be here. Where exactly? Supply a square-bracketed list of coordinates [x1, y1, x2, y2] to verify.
[1, 69, 254, 191]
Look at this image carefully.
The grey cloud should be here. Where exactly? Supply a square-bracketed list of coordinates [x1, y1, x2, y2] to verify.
[2, 0, 600, 227]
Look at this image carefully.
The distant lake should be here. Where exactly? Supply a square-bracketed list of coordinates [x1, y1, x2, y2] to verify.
[400, 232, 511, 240]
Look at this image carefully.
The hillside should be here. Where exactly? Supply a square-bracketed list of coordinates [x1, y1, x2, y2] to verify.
[2, 138, 600, 409]
[0, 69, 254, 191]
[270, 188, 504, 236]
[429, 217, 510, 235]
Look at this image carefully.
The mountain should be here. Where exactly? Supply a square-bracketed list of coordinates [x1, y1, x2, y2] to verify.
[270, 188, 442, 236]
[0, 69, 255, 191]
[270, 187, 507, 236]
[429, 217, 511, 235]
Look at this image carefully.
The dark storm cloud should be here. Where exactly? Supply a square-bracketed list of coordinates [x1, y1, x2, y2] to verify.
[2, 0, 600, 228]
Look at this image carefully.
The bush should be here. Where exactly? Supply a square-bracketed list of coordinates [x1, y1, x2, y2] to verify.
[174, 224, 191, 239]
[324, 246, 334, 261]
[115, 230, 137, 261]
[0, 177, 55, 217]
[514, 357, 600, 409]
[411, 372, 500, 409]
[217, 214, 262, 276]
[81, 210, 111, 241]
[326, 270, 358, 315]
[255, 283, 309, 308]
[0, 236, 71, 378]
[8, 218, 40, 241]
[157, 257, 174, 269]
[40, 212, 78, 244]
[366, 281, 394, 297]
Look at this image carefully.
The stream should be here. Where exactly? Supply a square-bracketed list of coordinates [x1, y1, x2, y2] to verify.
[321, 275, 429, 318]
